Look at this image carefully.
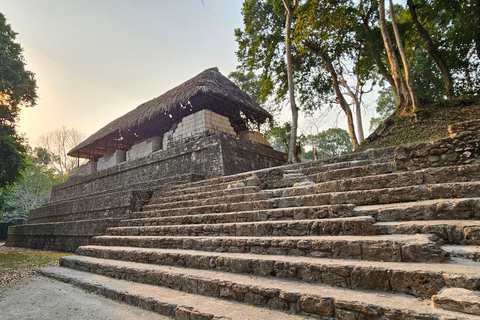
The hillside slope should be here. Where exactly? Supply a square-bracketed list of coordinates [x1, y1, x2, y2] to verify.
[358, 95, 480, 151]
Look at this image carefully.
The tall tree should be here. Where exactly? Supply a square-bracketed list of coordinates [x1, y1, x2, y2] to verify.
[339, 71, 372, 144]
[378, 0, 412, 114]
[474, 0, 480, 59]
[0, 12, 37, 189]
[38, 127, 86, 183]
[388, 0, 418, 112]
[406, 0, 454, 98]
[299, 0, 360, 150]
[282, 0, 300, 163]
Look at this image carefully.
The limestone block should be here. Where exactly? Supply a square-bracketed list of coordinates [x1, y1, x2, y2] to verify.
[126, 136, 162, 161]
[68, 161, 97, 178]
[432, 287, 480, 315]
[97, 150, 126, 171]
[239, 131, 269, 145]
[163, 109, 236, 149]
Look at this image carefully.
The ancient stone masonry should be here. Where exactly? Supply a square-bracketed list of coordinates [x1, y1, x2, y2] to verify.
[35, 118, 480, 319]
[7, 68, 286, 252]
[7, 134, 286, 251]
[394, 119, 480, 170]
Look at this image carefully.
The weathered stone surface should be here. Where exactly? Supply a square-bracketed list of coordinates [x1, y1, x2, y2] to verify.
[26, 119, 480, 318]
[299, 295, 334, 316]
[432, 287, 480, 315]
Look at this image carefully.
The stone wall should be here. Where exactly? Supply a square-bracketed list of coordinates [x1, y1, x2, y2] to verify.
[27, 190, 141, 224]
[6, 134, 286, 252]
[239, 131, 269, 145]
[393, 119, 480, 170]
[97, 150, 126, 171]
[69, 161, 97, 178]
[163, 109, 236, 149]
[126, 136, 162, 162]
[6, 219, 121, 252]
[51, 134, 285, 203]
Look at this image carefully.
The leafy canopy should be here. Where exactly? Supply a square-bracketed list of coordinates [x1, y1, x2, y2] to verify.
[303, 127, 353, 159]
[1, 147, 60, 220]
[0, 12, 37, 190]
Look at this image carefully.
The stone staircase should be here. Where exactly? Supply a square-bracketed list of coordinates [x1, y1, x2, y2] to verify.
[41, 120, 480, 319]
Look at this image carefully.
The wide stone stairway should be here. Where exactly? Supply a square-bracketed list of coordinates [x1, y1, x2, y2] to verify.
[42, 120, 480, 319]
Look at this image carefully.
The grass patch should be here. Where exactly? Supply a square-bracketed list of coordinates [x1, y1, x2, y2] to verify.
[0, 250, 68, 273]
[0, 245, 72, 290]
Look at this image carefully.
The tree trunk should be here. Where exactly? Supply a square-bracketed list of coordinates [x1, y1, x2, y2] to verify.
[389, 0, 418, 113]
[355, 96, 364, 143]
[283, 0, 299, 163]
[306, 43, 359, 150]
[378, 0, 411, 114]
[406, 0, 454, 99]
[474, 0, 480, 59]
[340, 77, 364, 144]
[361, 15, 396, 89]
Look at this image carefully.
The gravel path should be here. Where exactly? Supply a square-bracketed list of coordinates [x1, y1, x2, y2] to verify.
[0, 276, 171, 320]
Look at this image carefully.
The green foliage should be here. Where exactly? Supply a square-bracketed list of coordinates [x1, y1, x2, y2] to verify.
[229, 71, 264, 104]
[409, 49, 445, 103]
[236, 0, 480, 128]
[264, 121, 292, 152]
[0, 12, 37, 189]
[370, 87, 398, 131]
[1, 147, 60, 220]
[303, 128, 353, 159]
[0, 127, 27, 190]
[398, 0, 479, 97]
[235, 0, 288, 104]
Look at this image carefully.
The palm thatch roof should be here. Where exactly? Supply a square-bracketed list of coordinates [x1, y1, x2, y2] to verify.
[68, 68, 272, 159]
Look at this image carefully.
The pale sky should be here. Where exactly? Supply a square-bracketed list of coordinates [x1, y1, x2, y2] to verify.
[1, 0, 374, 146]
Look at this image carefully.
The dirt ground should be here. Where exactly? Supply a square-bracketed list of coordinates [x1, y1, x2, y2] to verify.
[0, 243, 170, 320]
[0, 276, 171, 320]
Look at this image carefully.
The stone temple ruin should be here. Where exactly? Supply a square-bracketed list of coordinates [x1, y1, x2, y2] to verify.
[7, 68, 480, 318]
[7, 68, 286, 251]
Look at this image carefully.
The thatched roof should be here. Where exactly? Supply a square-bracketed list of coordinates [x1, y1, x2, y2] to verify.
[68, 68, 272, 159]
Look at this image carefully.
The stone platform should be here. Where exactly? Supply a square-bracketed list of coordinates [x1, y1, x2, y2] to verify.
[35, 119, 480, 319]
[6, 134, 286, 251]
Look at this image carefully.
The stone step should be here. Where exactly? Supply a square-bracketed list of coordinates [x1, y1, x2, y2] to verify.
[91, 234, 445, 262]
[259, 181, 317, 198]
[133, 199, 276, 219]
[286, 146, 396, 173]
[54, 256, 472, 319]
[269, 176, 309, 189]
[313, 164, 480, 194]
[121, 204, 356, 227]
[162, 174, 262, 198]
[307, 161, 396, 184]
[6, 218, 123, 252]
[143, 192, 269, 212]
[77, 245, 480, 298]
[276, 181, 480, 207]
[148, 186, 261, 205]
[432, 287, 480, 316]
[355, 198, 480, 222]
[107, 217, 377, 238]
[301, 159, 374, 176]
[40, 266, 310, 320]
[135, 182, 480, 219]
[376, 220, 480, 245]
[443, 246, 480, 261]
